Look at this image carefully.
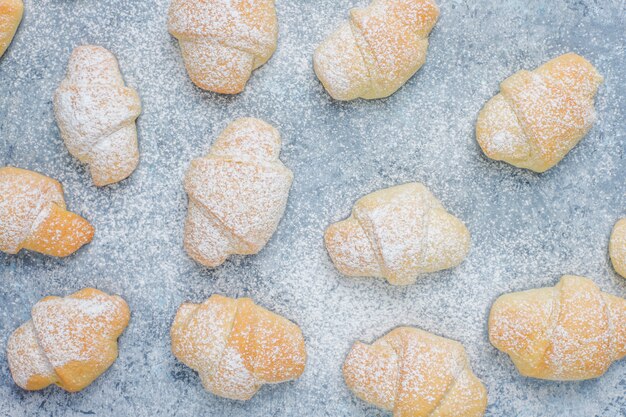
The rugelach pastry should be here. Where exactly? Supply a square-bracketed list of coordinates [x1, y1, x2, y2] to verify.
[476, 53, 603, 172]
[7, 288, 130, 392]
[54, 45, 141, 186]
[489, 275, 626, 380]
[325, 182, 470, 285]
[171, 294, 306, 400]
[0, 167, 94, 257]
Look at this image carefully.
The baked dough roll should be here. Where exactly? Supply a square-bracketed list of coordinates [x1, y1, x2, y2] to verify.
[171, 295, 307, 400]
[0, 167, 94, 257]
[489, 275, 626, 380]
[609, 218, 626, 278]
[314, 0, 439, 100]
[54, 45, 141, 186]
[476, 53, 603, 172]
[7, 288, 130, 392]
[184, 118, 293, 268]
[344, 327, 487, 417]
[325, 183, 470, 285]
[0, 0, 23, 58]
[168, 0, 278, 94]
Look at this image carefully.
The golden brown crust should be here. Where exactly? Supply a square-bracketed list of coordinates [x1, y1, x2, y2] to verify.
[476, 53, 603, 172]
[314, 0, 439, 100]
[183, 118, 293, 268]
[324, 183, 470, 285]
[488, 275, 626, 380]
[343, 327, 487, 416]
[7, 288, 130, 392]
[167, 0, 277, 94]
[170, 295, 306, 400]
[0, 167, 94, 257]
[609, 218, 626, 278]
[0, 0, 23, 58]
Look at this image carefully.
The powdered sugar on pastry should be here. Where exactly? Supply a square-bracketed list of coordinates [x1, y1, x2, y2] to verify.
[183, 117, 293, 268]
[6, 288, 130, 392]
[0, 167, 94, 257]
[0, 0, 22, 58]
[171, 294, 307, 400]
[168, 0, 278, 94]
[476, 53, 603, 172]
[609, 219, 626, 279]
[343, 327, 487, 416]
[488, 275, 626, 380]
[54, 45, 141, 186]
[314, 0, 439, 100]
[325, 182, 470, 285]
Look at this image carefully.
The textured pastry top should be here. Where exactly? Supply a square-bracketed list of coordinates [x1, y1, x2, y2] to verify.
[489, 275, 626, 380]
[0, 167, 94, 256]
[0, 0, 23, 57]
[314, 0, 439, 100]
[325, 182, 470, 285]
[7, 288, 130, 392]
[609, 219, 626, 279]
[168, 0, 277, 68]
[167, 0, 278, 93]
[184, 118, 293, 266]
[476, 53, 603, 172]
[54, 45, 141, 176]
[171, 294, 306, 400]
[344, 327, 487, 417]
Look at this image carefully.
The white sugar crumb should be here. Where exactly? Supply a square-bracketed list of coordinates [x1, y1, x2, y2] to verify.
[1, 0, 625, 416]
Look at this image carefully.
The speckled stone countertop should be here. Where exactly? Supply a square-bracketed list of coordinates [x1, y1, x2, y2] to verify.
[0, 0, 625, 416]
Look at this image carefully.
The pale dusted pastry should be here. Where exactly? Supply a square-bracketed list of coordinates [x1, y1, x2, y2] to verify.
[609, 218, 626, 278]
[476, 53, 603, 172]
[489, 275, 626, 381]
[0, 0, 22, 58]
[54, 45, 141, 186]
[324, 183, 470, 285]
[171, 294, 306, 400]
[314, 0, 439, 100]
[7, 288, 130, 392]
[0, 167, 94, 257]
[184, 118, 293, 268]
[344, 327, 487, 417]
[168, 0, 277, 94]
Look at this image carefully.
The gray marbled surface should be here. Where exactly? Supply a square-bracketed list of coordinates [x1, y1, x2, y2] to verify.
[0, 0, 625, 416]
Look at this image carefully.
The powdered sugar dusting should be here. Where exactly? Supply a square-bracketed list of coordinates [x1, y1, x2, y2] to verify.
[171, 295, 306, 400]
[314, 0, 439, 100]
[343, 327, 486, 416]
[489, 276, 626, 381]
[0, 0, 624, 415]
[183, 118, 293, 267]
[6, 288, 129, 391]
[53, 45, 141, 186]
[326, 183, 470, 285]
[476, 53, 603, 172]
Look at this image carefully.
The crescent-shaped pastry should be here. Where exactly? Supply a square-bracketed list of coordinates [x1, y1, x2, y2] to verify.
[54, 45, 141, 186]
[0, 0, 23, 58]
[344, 327, 487, 416]
[325, 183, 470, 285]
[7, 288, 130, 392]
[489, 275, 626, 380]
[476, 53, 603, 172]
[314, 0, 439, 100]
[168, 0, 278, 94]
[171, 294, 306, 400]
[183, 118, 293, 267]
[0, 167, 94, 257]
